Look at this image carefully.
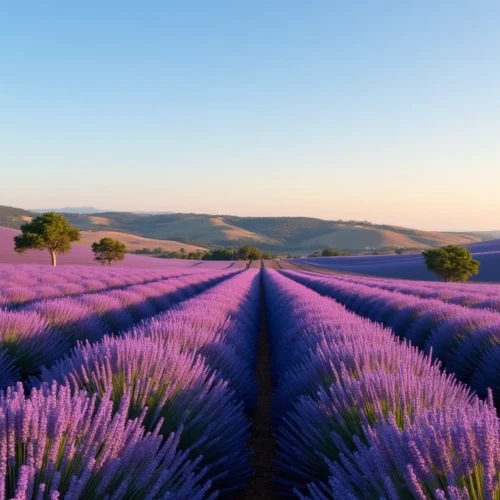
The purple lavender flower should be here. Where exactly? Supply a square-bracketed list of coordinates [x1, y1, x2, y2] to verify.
[475, 297, 500, 313]
[109, 289, 157, 321]
[277, 367, 471, 486]
[37, 269, 261, 492]
[2, 286, 37, 306]
[0, 382, 212, 499]
[79, 293, 135, 331]
[447, 322, 500, 383]
[282, 270, 500, 405]
[264, 269, 497, 496]
[79, 278, 107, 292]
[471, 345, 500, 405]
[321, 398, 500, 499]
[26, 298, 107, 345]
[0, 310, 69, 379]
[424, 311, 500, 364]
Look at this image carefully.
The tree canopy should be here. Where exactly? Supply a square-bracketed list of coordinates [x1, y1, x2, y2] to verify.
[202, 245, 275, 261]
[308, 248, 351, 257]
[422, 245, 480, 282]
[321, 248, 350, 257]
[133, 247, 207, 260]
[91, 237, 127, 265]
[202, 248, 236, 261]
[134, 244, 275, 261]
[14, 212, 80, 266]
[236, 245, 263, 261]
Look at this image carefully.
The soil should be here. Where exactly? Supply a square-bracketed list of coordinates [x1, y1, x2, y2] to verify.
[237, 272, 277, 499]
[261, 259, 280, 270]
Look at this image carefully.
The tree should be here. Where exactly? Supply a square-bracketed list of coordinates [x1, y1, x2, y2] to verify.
[261, 252, 275, 260]
[202, 248, 236, 261]
[422, 245, 480, 282]
[308, 251, 322, 257]
[237, 245, 263, 261]
[187, 251, 206, 260]
[320, 248, 350, 257]
[92, 237, 127, 265]
[14, 212, 80, 266]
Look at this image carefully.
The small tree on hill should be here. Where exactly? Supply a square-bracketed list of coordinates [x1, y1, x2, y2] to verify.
[92, 237, 127, 265]
[14, 212, 80, 266]
[422, 245, 480, 282]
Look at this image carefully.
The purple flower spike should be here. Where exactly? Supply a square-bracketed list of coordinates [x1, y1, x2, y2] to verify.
[263, 269, 499, 497]
[0, 382, 212, 499]
[324, 398, 500, 499]
[0, 310, 69, 379]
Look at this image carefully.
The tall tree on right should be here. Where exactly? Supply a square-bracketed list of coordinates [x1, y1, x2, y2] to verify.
[422, 245, 480, 282]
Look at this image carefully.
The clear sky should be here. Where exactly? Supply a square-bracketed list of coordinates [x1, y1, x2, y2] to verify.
[1, 1, 499, 231]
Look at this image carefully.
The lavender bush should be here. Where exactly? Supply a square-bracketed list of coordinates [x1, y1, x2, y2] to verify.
[35, 269, 261, 494]
[0, 382, 213, 499]
[306, 397, 500, 499]
[264, 269, 497, 497]
[282, 270, 500, 405]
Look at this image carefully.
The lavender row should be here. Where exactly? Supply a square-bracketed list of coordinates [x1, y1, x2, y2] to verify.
[0, 263, 176, 286]
[33, 269, 261, 495]
[0, 265, 212, 308]
[0, 269, 237, 387]
[283, 270, 500, 406]
[263, 269, 500, 499]
[0, 382, 214, 499]
[318, 271, 500, 312]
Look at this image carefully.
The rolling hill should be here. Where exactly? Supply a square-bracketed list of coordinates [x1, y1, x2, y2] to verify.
[1, 205, 496, 253]
[76, 231, 205, 253]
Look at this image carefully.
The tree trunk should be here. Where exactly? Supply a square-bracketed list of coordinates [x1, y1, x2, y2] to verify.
[49, 250, 57, 266]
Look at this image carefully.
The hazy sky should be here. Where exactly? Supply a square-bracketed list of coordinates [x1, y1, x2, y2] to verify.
[1, 1, 499, 231]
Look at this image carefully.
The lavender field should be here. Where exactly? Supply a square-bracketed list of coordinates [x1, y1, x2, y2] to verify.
[4, 0, 499, 497]
[296, 239, 500, 282]
[0, 258, 498, 499]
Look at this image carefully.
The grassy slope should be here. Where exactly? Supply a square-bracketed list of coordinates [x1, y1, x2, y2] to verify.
[76, 231, 206, 252]
[0, 205, 494, 252]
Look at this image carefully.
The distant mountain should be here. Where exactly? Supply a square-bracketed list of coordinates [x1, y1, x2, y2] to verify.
[0, 206, 34, 229]
[467, 230, 500, 240]
[132, 211, 175, 215]
[1, 204, 494, 253]
[31, 207, 175, 215]
[31, 207, 110, 214]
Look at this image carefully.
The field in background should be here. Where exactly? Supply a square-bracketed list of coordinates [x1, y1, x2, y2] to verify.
[0, 227, 237, 268]
[294, 238, 500, 282]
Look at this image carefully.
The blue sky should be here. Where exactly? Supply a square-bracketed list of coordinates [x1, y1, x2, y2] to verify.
[1, 1, 499, 231]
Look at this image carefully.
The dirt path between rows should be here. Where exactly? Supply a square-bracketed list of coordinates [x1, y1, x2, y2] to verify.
[237, 270, 276, 499]
[262, 259, 280, 270]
